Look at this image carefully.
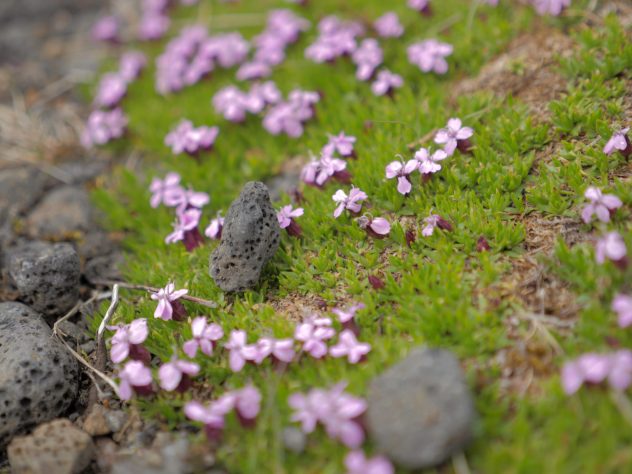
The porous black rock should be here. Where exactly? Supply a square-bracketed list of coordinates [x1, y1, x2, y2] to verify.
[209, 182, 279, 292]
[6, 240, 80, 320]
[366, 348, 475, 469]
[0, 303, 79, 450]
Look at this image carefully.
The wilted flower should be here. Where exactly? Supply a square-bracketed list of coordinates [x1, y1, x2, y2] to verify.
[603, 127, 630, 157]
[371, 70, 403, 97]
[277, 205, 304, 237]
[117, 361, 153, 401]
[332, 187, 368, 218]
[613, 294, 632, 329]
[422, 213, 452, 236]
[595, 231, 627, 267]
[374, 12, 404, 38]
[385, 159, 418, 195]
[368, 275, 385, 290]
[345, 451, 394, 474]
[108, 318, 150, 364]
[151, 282, 188, 321]
[434, 118, 474, 155]
[581, 187, 622, 224]
[159, 355, 200, 392]
[476, 236, 491, 252]
[330, 329, 371, 363]
[183, 317, 224, 358]
[407, 39, 453, 74]
[205, 212, 224, 239]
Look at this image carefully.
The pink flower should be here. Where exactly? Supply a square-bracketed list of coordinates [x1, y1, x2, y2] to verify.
[277, 205, 304, 228]
[357, 216, 391, 238]
[236, 61, 272, 81]
[332, 303, 366, 324]
[531, 0, 571, 16]
[324, 132, 356, 158]
[119, 51, 147, 82]
[165, 120, 219, 156]
[374, 12, 404, 38]
[254, 337, 295, 364]
[294, 315, 336, 358]
[233, 385, 262, 423]
[204, 213, 224, 239]
[434, 118, 474, 155]
[107, 318, 149, 363]
[608, 350, 632, 391]
[595, 231, 627, 265]
[351, 39, 383, 81]
[94, 73, 127, 108]
[613, 294, 632, 328]
[92, 16, 119, 43]
[224, 330, 258, 372]
[117, 361, 153, 401]
[386, 159, 418, 195]
[407, 39, 453, 74]
[165, 208, 204, 251]
[562, 351, 632, 394]
[603, 127, 630, 156]
[184, 400, 228, 432]
[408, 0, 431, 14]
[345, 451, 394, 474]
[317, 155, 348, 186]
[183, 317, 224, 358]
[330, 329, 371, 363]
[422, 213, 452, 236]
[159, 355, 200, 391]
[138, 13, 170, 41]
[371, 70, 403, 97]
[164, 187, 210, 212]
[333, 187, 368, 218]
[288, 389, 330, 433]
[149, 172, 181, 208]
[150, 282, 188, 321]
[581, 187, 622, 223]
[81, 108, 128, 148]
[414, 147, 448, 174]
[213, 86, 249, 122]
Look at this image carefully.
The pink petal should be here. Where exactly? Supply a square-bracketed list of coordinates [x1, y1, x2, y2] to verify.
[191, 317, 207, 338]
[128, 319, 148, 344]
[159, 363, 182, 391]
[176, 360, 200, 376]
[111, 343, 129, 364]
[370, 218, 391, 235]
[397, 176, 412, 195]
[183, 340, 199, 358]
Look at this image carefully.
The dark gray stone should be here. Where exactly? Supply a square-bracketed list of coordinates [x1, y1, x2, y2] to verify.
[25, 185, 93, 240]
[6, 241, 80, 319]
[56, 159, 107, 185]
[209, 182, 280, 292]
[0, 167, 51, 217]
[366, 348, 475, 469]
[0, 303, 79, 450]
[84, 252, 124, 284]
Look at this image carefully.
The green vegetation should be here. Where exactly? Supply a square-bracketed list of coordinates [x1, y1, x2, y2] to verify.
[92, 1, 632, 472]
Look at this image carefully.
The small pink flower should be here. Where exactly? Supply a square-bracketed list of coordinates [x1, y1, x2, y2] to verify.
[138, 13, 170, 41]
[117, 361, 153, 401]
[277, 205, 304, 237]
[414, 147, 448, 175]
[184, 400, 227, 431]
[608, 350, 632, 391]
[333, 187, 368, 218]
[330, 329, 371, 363]
[159, 355, 200, 392]
[164, 187, 210, 212]
[119, 51, 147, 82]
[352, 39, 383, 81]
[94, 73, 127, 108]
[183, 317, 224, 358]
[332, 303, 366, 324]
[254, 337, 295, 364]
[317, 154, 348, 186]
[149, 172, 181, 208]
[408, 0, 431, 14]
[581, 187, 622, 224]
[374, 12, 404, 38]
[434, 118, 474, 155]
[205, 213, 224, 240]
[613, 294, 632, 328]
[385, 159, 418, 195]
[294, 315, 336, 358]
[165, 208, 204, 251]
[324, 132, 356, 158]
[81, 108, 128, 148]
[603, 127, 630, 156]
[532, 0, 571, 16]
[357, 215, 391, 238]
[150, 282, 188, 321]
[371, 70, 403, 97]
[422, 214, 452, 236]
[233, 385, 262, 424]
[165, 120, 219, 156]
[107, 318, 149, 363]
[224, 330, 258, 372]
[345, 450, 394, 474]
[408, 39, 453, 74]
[213, 86, 249, 122]
[595, 232, 627, 265]
[92, 16, 119, 43]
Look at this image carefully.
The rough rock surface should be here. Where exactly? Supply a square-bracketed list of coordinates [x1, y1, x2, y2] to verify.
[7, 419, 95, 474]
[25, 185, 93, 239]
[0, 303, 78, 450]
[82, 404, 126, 437]
[366, 348, 475, 469]
[209, 182, 280, 292]
[6, 240, 80, 319]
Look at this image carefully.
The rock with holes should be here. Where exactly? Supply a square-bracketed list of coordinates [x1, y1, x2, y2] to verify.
[209, 182, 280, 292]
[0, 302, 78, 450]
[366, 348, 475, 469]
[7, 418, 95, 474]
[6, 241, 80, 320]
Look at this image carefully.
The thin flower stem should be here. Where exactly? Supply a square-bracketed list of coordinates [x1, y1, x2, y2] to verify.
[91, 278, 218, 308]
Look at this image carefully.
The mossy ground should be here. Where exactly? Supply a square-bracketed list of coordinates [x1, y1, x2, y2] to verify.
[91, 1, 632, 472]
